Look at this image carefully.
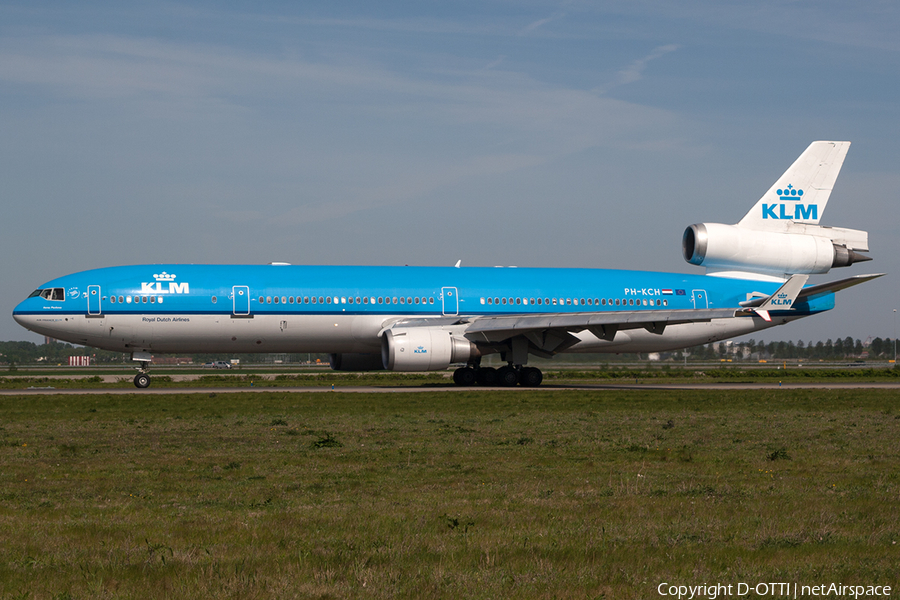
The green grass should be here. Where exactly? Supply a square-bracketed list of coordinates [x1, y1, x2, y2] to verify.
[1, 390, 899, 598]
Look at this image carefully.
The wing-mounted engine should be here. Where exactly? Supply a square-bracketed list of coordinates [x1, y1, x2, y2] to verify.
[682, 141, 871, 280]
[683, 222, 871, 279]
[381, 327, 475, 371]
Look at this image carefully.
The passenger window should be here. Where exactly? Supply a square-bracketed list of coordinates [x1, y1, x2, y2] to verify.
[363, 297, 369, 304]
[501, 298, 507, 305]
[566, 299, 571, 305]
[346, 297, 351, 304]
[111, 296, 116, 303]
[274, 296, 279, 304]
[615, 299, 619, 306]
[281, 296, 286, 304]
[378, 297, 383, 304]
[212, 296, 217, 304]
[406, 297, 412, 304]
[158, 297, 163, 303]
[356, 297, 361, 304]
[303, 297, 309, 304]
[530, 298, 535, 305]
[516, 298, 521, 305]
[126, 296, 132, 304]
[429, 297, 434, 304]
[259, 296, 264, 303]
[663, 299, 668, 306]
[393, 297, 398, 304]
[416, 297, 421, 304]
[150, 296, 156, 303]
[552, 298, 557, 305]
[288, 296, 293, 304]
[326, 297, 332, 304]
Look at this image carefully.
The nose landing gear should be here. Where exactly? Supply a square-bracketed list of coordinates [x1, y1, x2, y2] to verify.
[131, 351, 153, 389]
[134, 371, 151, 389]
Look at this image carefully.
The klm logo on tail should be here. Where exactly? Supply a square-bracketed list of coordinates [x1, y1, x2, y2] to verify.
[762, 184, 817, 220]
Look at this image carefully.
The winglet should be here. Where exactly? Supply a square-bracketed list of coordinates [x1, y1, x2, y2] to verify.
[752, 274, 809, 320]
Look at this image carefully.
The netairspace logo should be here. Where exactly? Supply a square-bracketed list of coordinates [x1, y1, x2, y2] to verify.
[657, 582, 892, 599]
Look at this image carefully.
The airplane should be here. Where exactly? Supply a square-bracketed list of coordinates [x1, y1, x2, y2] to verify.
[12, 141, 882, 389]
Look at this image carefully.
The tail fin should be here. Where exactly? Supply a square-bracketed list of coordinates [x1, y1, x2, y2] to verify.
[738, 141, 850, 228]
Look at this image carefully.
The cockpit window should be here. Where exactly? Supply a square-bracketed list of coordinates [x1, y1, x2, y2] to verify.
[32, 288, 65, 301]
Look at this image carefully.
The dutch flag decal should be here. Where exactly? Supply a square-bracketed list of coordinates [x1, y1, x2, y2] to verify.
[662, 289, 673, 295]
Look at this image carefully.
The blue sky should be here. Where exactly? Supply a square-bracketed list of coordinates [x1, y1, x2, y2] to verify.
[2, 1, 899, 344]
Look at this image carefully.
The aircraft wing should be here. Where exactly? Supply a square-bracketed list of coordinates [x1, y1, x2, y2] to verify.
[463, 308, 739, 342]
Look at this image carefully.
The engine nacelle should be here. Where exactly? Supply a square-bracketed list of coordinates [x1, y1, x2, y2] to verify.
[381, 328, 475, 371]
[683, 222, 870, 277]
[329, 353, 385, 371]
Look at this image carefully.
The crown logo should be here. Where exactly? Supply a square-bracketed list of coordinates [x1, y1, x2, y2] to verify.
[153, 272, 177, 282]
[776, 184, 803, 201]
[777, 293, 788, 298]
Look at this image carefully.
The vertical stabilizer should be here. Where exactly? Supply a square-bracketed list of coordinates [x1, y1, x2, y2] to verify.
[738, 141, 850, 228]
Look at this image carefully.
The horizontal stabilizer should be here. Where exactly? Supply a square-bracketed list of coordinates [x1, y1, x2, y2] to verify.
[797, 273, 885, 299]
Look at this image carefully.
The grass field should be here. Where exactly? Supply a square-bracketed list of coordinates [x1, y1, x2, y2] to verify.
[1, 389, 898, 598]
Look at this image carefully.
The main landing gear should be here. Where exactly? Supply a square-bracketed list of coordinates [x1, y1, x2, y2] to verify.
[452, 364, 543, 387]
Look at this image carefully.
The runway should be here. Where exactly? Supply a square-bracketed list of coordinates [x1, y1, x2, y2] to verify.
[3, 381, 900, 394]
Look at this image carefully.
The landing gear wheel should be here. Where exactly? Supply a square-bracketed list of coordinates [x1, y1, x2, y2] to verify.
[134, 373, 151, 389]
[497, 366, 519, 387]
[452, 367, 477, 386]
[476, 367, 498, 386]
[518, 367, 543, 387]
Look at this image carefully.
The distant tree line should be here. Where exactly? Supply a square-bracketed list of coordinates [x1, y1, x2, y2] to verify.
[675, 337, 897, 361]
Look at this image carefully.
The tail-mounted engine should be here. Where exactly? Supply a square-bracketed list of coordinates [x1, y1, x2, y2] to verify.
[683, 222, 870, 278]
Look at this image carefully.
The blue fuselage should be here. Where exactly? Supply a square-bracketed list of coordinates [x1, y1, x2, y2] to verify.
[13, 264, 833, 356]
